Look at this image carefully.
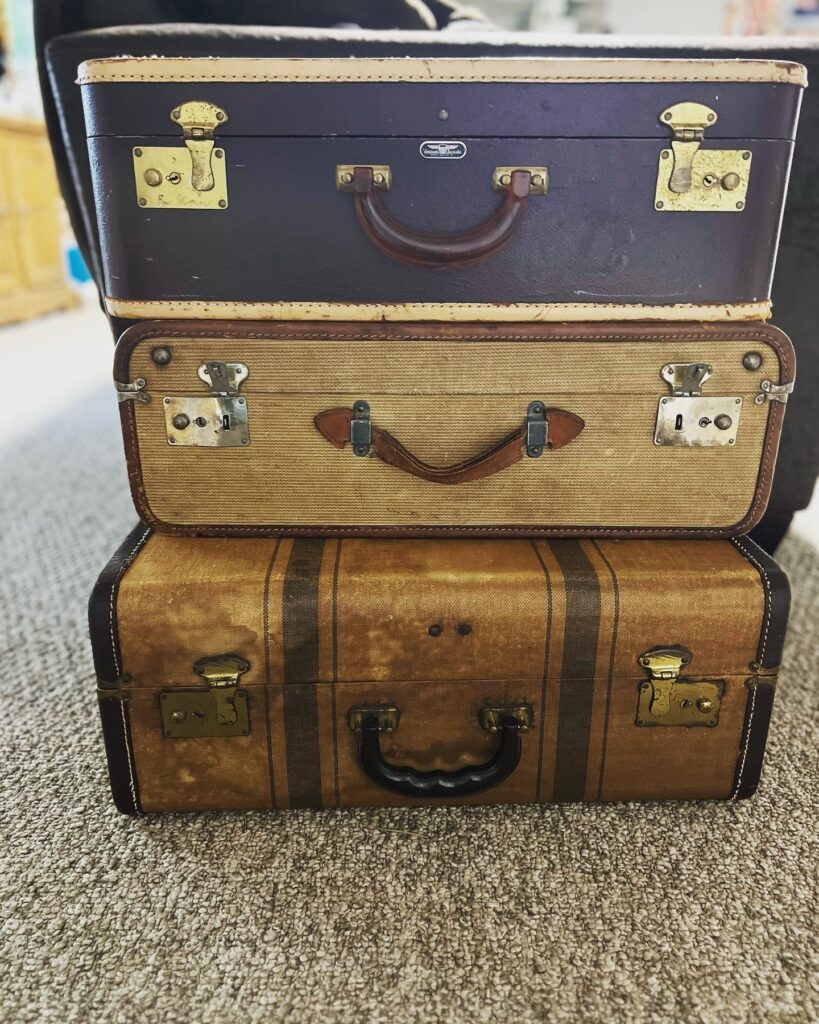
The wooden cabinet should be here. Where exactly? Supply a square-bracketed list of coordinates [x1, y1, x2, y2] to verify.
[0, 116, 78, 325]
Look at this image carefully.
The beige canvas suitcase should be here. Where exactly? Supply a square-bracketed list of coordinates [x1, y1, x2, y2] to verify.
[114, 319, 794, 538]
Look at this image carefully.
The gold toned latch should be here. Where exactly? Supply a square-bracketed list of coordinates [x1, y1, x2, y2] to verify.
[171, 101, 228, 191]
[655, 102, 751, 212]
[637, 646, 723, 727]
[134, 101, 228, 210]
[160, 654, 250, 738]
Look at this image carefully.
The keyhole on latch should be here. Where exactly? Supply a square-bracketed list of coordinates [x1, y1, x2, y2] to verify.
[675, 414, 684, 430]
[222, 414, 231, 430]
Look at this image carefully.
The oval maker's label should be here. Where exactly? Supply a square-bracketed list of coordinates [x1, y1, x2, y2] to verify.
[420, 140, 467, 160]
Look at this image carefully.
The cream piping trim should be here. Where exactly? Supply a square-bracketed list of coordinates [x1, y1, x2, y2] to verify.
[105, 298, 772, 323]
[77, 57, 807, 88]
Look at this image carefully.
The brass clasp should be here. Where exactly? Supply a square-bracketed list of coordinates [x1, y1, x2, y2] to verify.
[171, 101, 228, 192]
[160, 655, 250, 738]
[637, 646, 723, 727]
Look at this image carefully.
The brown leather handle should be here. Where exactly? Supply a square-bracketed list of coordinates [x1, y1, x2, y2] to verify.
[350, 167, 533, 268]
[314, 406, 584, 486]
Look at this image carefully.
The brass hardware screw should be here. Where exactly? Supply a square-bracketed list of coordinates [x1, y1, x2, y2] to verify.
[374, 173, 385, 185]
[216, 111, 226, 121]
[531, 174, 543, 187]
[743, 151, 751, 160]
[134, 148, 143, 158]
[172, 109, 181, 120]
[707, 113, 715, 122]
[215, 150, 224, 159]
[219, 200, 227, 208]
[500, 173, 511, 187]
[138, 198, 147, 207]
[743, 352, 762, 371]
[663, 112, 672, 121]
[655, 201, 664, 210]
[143, 168, 163, 187]
[342, 172, 353, 185]
[151, 346, 172, 366]
[661, 151, 670, 160]
[736, 201, 745, 210]
[697, 698, 714, 713]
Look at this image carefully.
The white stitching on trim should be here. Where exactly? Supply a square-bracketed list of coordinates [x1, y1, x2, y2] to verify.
[731, 536, 772, 664]
[732, 679, 757, 801]
[119, 698, 139, 813]
[109, 526, 152, 677]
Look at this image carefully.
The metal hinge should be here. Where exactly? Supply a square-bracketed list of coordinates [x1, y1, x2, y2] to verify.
[654, 362, 742, 448]
[134, 100, 229, 210]
[655, 102, 751, 212]
[636, 646, 724, 727]
[754, 380, 794, 406]
[526, 401, 548, 458]
[164, 361, 250, 447]
[160, 654, 250, 738]
[350, 400, 372, 457]
[97, 677, 131, 700]
[115, 378, 149, 404]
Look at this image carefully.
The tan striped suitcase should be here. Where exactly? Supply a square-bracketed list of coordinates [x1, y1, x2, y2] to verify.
[92, 527, 788, 812]
[114, 319, 794, 538]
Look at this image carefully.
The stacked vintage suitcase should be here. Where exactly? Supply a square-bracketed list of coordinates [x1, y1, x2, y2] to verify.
[81, 56, 803, 812]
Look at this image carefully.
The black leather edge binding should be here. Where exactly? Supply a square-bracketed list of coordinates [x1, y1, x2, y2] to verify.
[88, 522, 153, 814]
[729, 536, 791, 800]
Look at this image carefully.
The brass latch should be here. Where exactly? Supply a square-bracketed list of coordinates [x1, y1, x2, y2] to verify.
[160, 654, 250, 738]
[164, 360, 250, 447]
[134, 101, 228, 210]
[655, 102, 751, 212]
[636, 646, 723, 727]
[654, 362, 742, 448]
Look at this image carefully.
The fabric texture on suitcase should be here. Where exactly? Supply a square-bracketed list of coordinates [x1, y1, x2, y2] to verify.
[91, 529, 788, 813]
[114, 320, 794, 538]
[79, 56, 804, 321]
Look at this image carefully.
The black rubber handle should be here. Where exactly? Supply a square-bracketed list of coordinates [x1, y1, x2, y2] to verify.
[357, 714, 524, 798]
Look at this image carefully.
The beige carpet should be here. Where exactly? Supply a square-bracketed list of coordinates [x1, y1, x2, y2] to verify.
[1, 386, 817, 1024]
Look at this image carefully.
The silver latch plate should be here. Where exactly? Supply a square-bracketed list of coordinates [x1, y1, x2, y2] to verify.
[654, 396, 742, 447]
[164, 396, 249, 447]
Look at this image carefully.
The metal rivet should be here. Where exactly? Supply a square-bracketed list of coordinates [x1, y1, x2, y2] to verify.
[215, 149, 224, 159]
[374, 173, 384, 185]
[457, 623, 472, 636]
[743, 151, 751, 160]
[663, 112, 672, 121]
[500, 173, 511, 187]
[138, 198, 147, 207]
[134, 147, 143, 157]
[172, 413, 190, 431]
[661, 150, 670, 160]
[219, 200, 227, 208]
[531, 174, 543, 187]
[151, 346, 172, 366]
[437, 109, 449, 121]
[697, 698, 714, 713]
[715, 414, 732, 431]
[342, 172, 353, 185]
[655, 201, 664, 210]
[168, 437, 176, 444]
[707, 113, 715, 122]
[172, 109, 181, 120]
[743, 352, 763, 371]
[736, 201, 744, 210]
[143, 168, 163, 187]
[428, 624, 443, 637]
[170, 710, 186, 722]
[216, 111, 225, 121]
[721, 172, 741, 191]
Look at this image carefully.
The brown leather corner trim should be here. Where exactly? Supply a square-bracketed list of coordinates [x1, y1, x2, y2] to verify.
[113, 320, 794, 539]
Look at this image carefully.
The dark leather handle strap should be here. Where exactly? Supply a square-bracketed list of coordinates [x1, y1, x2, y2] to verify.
[351, 166, 533, 268]
[314, 406, 584, 485]
[358, 714, 524, 798]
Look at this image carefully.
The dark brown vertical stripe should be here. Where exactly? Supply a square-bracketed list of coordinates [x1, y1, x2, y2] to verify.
[549, 540, 601, 803]
[530, 542, 553, 803]
[262, 538, 283, 809]
[330, 540, 343, 808]
[282, 538, 325, 808]
[590, 541, 619, 801]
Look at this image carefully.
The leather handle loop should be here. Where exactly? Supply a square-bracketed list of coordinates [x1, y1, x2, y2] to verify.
[314, 406, 584, 486]
[358, 714, 524, 798]
[350, 166, 533, 268]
